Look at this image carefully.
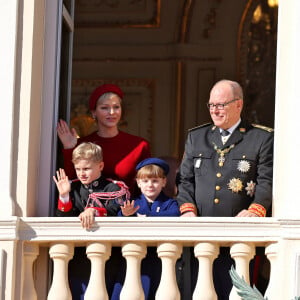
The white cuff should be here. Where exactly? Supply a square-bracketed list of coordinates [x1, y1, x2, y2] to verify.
[59, 195, 70, 204]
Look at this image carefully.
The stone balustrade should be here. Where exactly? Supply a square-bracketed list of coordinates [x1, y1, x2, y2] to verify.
[2, 216, 299, 299]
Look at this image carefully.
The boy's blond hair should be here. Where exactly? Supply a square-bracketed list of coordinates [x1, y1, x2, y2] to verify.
[136, 164, 166, 179]
[72, 142, 103, 164]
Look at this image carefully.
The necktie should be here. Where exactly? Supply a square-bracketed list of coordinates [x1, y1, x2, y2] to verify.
[220, 130, 230, 144]
[221, 130, 230, 136]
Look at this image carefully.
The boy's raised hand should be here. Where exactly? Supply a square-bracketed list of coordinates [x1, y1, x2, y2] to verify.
[53, 168, 71, 197]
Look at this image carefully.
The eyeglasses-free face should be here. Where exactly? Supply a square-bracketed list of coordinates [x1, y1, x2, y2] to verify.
[207, 98, 239, 110]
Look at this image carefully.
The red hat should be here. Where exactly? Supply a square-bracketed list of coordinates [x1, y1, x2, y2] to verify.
[88, 84, 124, 111]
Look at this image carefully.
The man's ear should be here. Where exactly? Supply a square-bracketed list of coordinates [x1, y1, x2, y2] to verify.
[237, 99, 243, 110]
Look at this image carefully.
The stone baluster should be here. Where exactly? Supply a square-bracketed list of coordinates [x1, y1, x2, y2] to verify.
[156, 242, 182, 300]
[22, 242, 39, 300]
[120, 242, 146, 300]
[193, 242, 219, 300]
[84, 242, 111, 300]
[264, 242, 278, 299]
[47, 243, 74, 300]
[229, 242, 255, 300]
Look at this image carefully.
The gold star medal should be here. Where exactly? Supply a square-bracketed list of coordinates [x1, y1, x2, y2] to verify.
[228, 178, 243, 193]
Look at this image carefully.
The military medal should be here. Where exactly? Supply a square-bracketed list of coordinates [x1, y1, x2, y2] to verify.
[228, 178, 243, 193]
[237, 160, 250, 173]
[218, 154, 225, 167]
[213, 143, 235, 167]
[245, 180, 256, 197]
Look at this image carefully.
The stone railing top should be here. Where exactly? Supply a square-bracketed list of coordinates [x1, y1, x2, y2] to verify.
[1, 217, 300, 245]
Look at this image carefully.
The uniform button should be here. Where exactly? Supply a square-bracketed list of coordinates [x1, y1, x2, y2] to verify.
[216, 172, 222, 178]
[214, 198, 220, 204]
[215, 185, 221, 191]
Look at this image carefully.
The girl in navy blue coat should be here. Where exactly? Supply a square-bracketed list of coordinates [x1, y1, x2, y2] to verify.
[113, 158, 180, 299]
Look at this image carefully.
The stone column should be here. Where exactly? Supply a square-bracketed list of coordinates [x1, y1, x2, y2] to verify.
[273, 0, 300, 218]
[22, 243, 39, 300]
[156, 242, 182, 300]
[193, 242, 219, 300]
[48, 243, 74, 300]
[229, 243, 255, 300]
[120, 242, 146, 300]
[264, 242, 279, 299]
[0, 1, 18, 216]
[85, 242, 111, 300]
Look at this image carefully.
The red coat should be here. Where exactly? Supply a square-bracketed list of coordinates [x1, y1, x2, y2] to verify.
[62, 130, 151, 195]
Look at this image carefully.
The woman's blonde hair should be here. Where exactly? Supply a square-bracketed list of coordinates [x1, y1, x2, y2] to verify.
[72, 142, 103, 164]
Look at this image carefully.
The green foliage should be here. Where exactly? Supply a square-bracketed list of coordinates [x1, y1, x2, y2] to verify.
[229, 266, 300, 300]
[229, 265, 266, 300]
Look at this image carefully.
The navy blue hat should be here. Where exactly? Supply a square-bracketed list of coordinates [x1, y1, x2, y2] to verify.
[136, 158, 170, 175]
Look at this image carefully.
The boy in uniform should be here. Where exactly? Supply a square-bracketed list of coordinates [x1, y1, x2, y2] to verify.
[53, 142, 129, 299]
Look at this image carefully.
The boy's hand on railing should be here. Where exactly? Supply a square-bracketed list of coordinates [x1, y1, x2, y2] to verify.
[79, 208, 96, 229]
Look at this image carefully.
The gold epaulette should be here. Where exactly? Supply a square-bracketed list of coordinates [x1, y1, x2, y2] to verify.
[252, 124, 274, 132]
[188, 123, 212, 132]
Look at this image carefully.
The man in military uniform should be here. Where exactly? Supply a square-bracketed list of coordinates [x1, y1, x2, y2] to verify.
[176, 79, 273, 298]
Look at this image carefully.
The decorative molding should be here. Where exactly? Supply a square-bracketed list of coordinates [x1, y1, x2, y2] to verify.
[237, 0, 277, 127]
[178, 0, 194, 43]
[202, 0, 223, 39]
[0, 217, 19, 241]
[75, 0, 161, 28]
[237, 0, 260, 83]
[18, 216, 282, 242]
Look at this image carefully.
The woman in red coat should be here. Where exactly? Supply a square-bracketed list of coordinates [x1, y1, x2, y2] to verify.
[57, 83, 151, 196]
